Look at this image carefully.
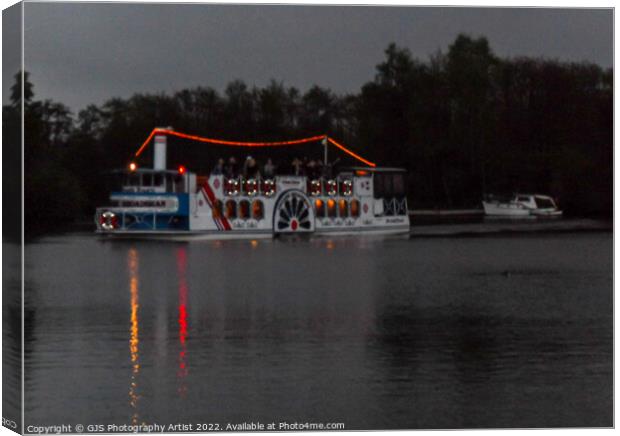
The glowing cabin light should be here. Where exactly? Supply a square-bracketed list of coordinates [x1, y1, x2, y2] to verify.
[178, 165, 186, 174]
[339, 199, 349, 217]
[129, 162, 137, 172]
[327, 199, 337, 218]
[315, 199, 325, 217]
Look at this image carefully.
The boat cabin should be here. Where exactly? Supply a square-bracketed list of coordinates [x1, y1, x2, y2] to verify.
[111, 168, 195, 194]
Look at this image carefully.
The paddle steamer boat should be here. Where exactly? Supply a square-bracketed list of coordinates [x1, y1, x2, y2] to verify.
[95, 129, 410, 239]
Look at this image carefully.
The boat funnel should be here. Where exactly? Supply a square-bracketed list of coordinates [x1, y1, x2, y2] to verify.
[153, 131, 167, 170]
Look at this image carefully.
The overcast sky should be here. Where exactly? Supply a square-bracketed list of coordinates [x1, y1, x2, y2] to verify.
[13, 3, 614, 112]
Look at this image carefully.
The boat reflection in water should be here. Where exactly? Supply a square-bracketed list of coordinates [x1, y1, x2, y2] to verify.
[128, 248, 140, 425]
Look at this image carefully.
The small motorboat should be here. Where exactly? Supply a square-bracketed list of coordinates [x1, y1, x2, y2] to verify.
[483, 194, 562, 218]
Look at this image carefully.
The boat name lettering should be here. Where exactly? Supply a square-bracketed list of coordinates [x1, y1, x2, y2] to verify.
[280, 179, 303, 186]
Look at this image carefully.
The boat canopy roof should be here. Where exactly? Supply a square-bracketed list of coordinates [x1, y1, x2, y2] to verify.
[344, 166, 407, 173]
[515, 193, 555, 199]
[134, 128, 378, 168]
[110, 168, 184, 175]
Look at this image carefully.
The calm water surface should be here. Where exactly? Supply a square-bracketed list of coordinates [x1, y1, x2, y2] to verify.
[19, 233, 612, 429]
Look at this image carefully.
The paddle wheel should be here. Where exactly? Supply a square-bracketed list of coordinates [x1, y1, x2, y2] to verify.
[274, 191, 314, 233]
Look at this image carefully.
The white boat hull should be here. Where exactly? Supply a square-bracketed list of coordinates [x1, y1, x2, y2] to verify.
[96, 225, 411, 241]
[96, 172, 412, 240]
[482, 201, 531, 217]
[531, 209, 563, 217]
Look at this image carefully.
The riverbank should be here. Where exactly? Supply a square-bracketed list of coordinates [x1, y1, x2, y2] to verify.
[410, 218, 612, 237]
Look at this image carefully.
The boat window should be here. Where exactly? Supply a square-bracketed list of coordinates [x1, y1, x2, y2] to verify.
[142, 173, 153, 187]
[212, 200, 223, 218]
[127, 173, 140, 187]
[517, 196, 530, 202]
[174, 175, 185, 193]
[383, 175, 393, 197]
[350, 199, 360, 218]
[315, 199, 325, 218]
[338, 199, 349, 218]
[373, 174, 392, 198]
[393, 174, 405, 198]
[535, 197, 555, 209]
[252, 200, 264, 220]
[239, 200, 250, 219]
[153, 174, 164, 187]
[374, 172, 405, 199]
[327, 199, 337, 218]
[165, 174, 175, 192]
[225, 200, 237, 219]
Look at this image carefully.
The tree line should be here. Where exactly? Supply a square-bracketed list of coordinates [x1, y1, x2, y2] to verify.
[3, 34, 612, 235]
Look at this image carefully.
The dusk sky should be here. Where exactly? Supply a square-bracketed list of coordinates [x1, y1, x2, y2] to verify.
[10, 3, 614, 112]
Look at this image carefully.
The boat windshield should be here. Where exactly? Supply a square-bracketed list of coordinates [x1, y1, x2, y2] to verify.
[535, 197, 555, 209]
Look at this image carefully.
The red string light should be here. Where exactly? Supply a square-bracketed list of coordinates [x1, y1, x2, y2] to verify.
[327, 137, 377, 168]
[134, 128, 376, 167]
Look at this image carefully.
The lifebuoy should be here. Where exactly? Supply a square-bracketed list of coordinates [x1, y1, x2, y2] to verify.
[308, 179, 322, 196]
[244, 179, 258, 196]
[261, 179, 276, 197]
[340, 179, 353, 196]
[224, 178, 240, 196]
[99, 211, 118, 230]
[325, 179, 337, 196]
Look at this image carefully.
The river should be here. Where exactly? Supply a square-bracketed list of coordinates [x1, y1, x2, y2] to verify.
[7, 231, 613, 430]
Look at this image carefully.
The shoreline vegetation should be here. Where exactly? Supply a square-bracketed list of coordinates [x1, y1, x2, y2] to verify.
[3, 34, 612, 238]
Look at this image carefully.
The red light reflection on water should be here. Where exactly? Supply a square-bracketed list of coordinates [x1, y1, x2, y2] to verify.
[176, 247, 189, 397]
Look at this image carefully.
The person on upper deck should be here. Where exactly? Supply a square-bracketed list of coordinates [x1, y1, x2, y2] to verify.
[316, 160, 325, 178]
[263, 158, 275, 178]
[291, 157, 303, 176]
[323, 158, 339, 179]
[212, 158, 225, 175]
[306, 159, 318, 179]
[225, 157, 238, 178]
[244, 156, 261, 179]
